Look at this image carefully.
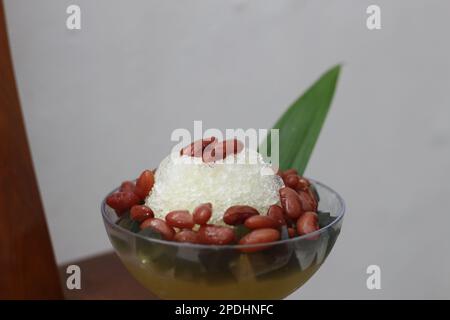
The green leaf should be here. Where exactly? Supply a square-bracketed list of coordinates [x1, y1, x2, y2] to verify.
[234, 224, 251, 240]
[116, 213, 140, 233]
[317, 211, 336, 228]
[260, 65, 341, 175]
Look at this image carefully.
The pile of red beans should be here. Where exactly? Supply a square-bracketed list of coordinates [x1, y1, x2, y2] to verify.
[106, 167, 320, 250]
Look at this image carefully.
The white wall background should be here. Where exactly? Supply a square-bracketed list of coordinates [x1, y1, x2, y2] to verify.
[4, 0, 450, 299]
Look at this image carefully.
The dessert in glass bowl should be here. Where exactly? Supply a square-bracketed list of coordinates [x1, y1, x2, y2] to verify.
[101, 137, 345, 299]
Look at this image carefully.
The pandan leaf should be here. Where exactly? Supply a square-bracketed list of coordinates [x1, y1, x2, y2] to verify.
[317, 211, 336, 228]
[260, 65, 341, 175]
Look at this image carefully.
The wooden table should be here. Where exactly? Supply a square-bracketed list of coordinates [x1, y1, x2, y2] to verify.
[59, 252, 158, 300]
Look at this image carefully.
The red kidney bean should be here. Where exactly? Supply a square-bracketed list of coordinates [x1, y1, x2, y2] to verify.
[224, 139, 244, 154]
[198, 225, 235, 245]
[223, 205, 259, 225]
[296, 211, 319, 237]
[284, 174, 299, 189]
[174, 230, 199, 243]
[288, 227, 296, 238]
[296, 177, 311, 190]
[140, 218, 175, 240]
[119, 180, 135, 192]
[283, 214, 295, 228]
[279, 187, 303, 219]
[298, 190, 318, 212]
[165, 210, 195, 229]
[201, 141, 217, 162]
[267, 205, 285, 226]
[238, 228, 280, 253]
[106, 191, 141, 215]
[244, 215, 279, 230]
[134, 170, 155, 200]
[308, 187, 319, 204]
[180, 137, 216, 157]
[130, 205, 154, 222]
[202, 139, 244, 163]
[282, 169, 298, 179]
[193, 203, 212, 225]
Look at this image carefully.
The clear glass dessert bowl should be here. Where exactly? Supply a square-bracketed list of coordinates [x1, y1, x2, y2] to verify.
[101, 179, 345, 300]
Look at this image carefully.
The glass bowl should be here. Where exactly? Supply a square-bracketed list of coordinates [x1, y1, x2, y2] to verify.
[101, 179, 345, 299]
